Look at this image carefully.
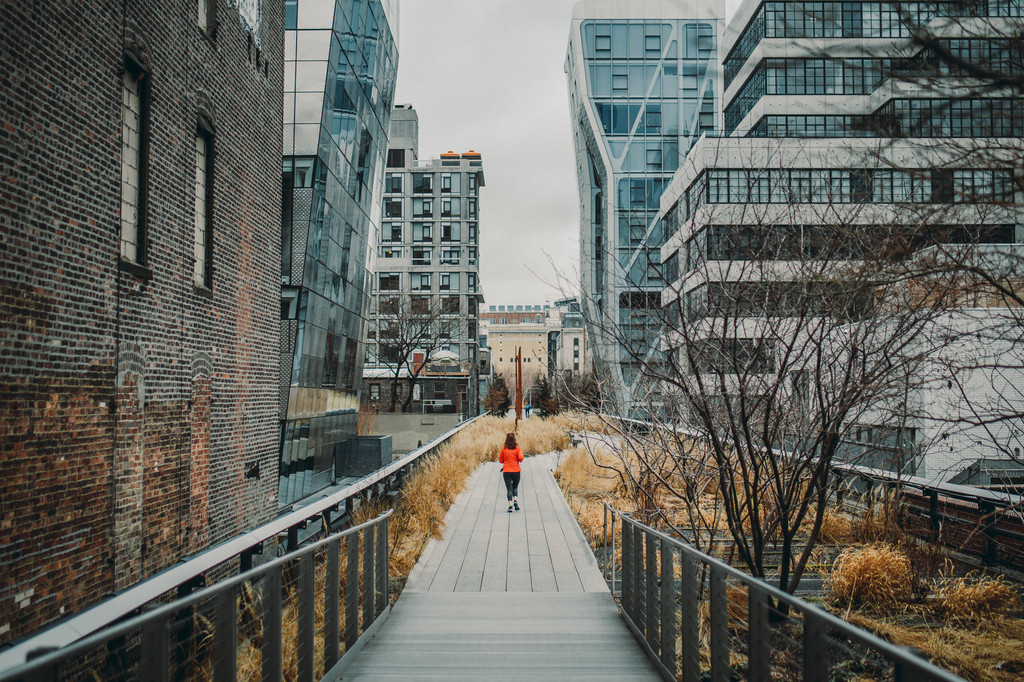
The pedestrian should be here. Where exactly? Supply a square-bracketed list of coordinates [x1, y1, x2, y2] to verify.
[499, 432, 523, 512]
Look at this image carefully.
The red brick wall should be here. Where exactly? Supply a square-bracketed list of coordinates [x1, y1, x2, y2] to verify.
[0, 0, 284, 643]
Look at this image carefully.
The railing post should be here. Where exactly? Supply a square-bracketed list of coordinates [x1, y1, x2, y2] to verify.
[362, 527, 375, 628]
[297, 552, 314, 682]
[345, 532, 360, 650]
[633, 524, 645, 632]
[213, 586, 237, 682]
[929, 490, 940, 542]
[376, 515, 389, 616]
[262, 564, 283, 682]
[621, 520, 632, 619]
[679, 551, 699, 682]
[659, 540, 676, 677]
[325, 538, 341, 670]
[645, 529, 658, 652]
[141, 614, 170, 682]
[611, 511, 617, 595]
[709, 565, 730, 682]
[748, 582, 770, 681]
[803, 609, 828, 681]
[980, 501, 998, 564]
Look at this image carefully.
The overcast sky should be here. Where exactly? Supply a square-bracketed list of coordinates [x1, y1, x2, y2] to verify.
[394, 0, 740, 308]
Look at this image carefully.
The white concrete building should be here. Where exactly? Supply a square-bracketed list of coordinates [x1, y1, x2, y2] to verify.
[658, 0, 1024, 481]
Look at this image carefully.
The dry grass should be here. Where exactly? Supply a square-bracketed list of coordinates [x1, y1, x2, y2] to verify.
[827, 544, 913, 611]
[816, 510, 853, 544]
[847, 611, 1024, 682]
[932, 573, 1016, 623]
[555, 446, 621, 496]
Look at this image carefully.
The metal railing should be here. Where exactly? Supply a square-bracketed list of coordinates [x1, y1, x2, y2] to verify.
[604, 504, 965, 682]
[0, 414, 485, 671]
[0, 510, 393, 682]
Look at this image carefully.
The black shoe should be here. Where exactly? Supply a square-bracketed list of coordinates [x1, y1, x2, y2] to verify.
[507, 504, 513, 513]
[513, 501, 520, 511]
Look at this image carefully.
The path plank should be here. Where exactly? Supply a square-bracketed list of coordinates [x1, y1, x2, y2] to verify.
[340, 450, 660, 681]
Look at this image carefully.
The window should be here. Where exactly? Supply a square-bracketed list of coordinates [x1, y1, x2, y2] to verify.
[198, 0, 214, 33]
[412, 247, 431, 265]
[412, 273, 431, 291]
[441, 222, 460, 242]
[382, 222, 402, 242]
[385, 199, 402, 217]
[120, 60, 148, 266]
[385, 173, 402, 193]
[379, 273, 400, 290]
[440, 172, 462, 193]
[413, 198, 432, 217]
[439, 273, 459, 291]
[468, 175, 477, 194]
[413, 173, 433, 193]
[369, 384, 380, 400]
[441, 247, 460, 264]
[467, 273, 477, 293]
[379, 246, 402, 258]
[193, 126, 214, 288]
[468, 223, 477, 244]
[386, 149, 405, 168]
[443, 296, 460, 313]
[467, 199, 477, 218]
[467, 247, 477, 265]
[413, 222, 432, 242]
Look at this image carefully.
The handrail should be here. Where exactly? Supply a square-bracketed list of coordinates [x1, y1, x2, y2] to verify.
[0, 510, 394, 682]
[0, 413, 486, 670]
[605, 503, 964, 682]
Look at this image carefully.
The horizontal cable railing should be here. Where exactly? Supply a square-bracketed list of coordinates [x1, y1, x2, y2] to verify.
[591, 415, 1024, 569]
[605, 505, 965, 682]
[0, 510, 393, 682]
[0, 414, 485, 671]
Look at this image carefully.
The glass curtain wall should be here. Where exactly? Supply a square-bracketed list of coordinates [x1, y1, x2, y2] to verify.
[568, 3, 721, 410]
[279, 0, 398, 507]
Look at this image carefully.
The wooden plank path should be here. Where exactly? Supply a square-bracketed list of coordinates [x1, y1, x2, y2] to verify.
[339, 453, 660, 681]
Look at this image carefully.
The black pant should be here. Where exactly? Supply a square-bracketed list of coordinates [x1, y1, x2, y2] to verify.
[503, 471, 520, 501]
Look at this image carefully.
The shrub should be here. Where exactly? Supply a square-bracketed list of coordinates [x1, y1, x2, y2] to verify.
[827, 545, 913, 610]
[933, 573, 1016, 622]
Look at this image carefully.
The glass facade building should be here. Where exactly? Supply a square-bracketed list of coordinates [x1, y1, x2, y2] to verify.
[565, 0, 722, 410]
[279, 0, 398, 507]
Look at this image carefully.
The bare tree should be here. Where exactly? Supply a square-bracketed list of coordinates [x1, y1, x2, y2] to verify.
[373, 294, 452, 412]
[575, 137, 978, 593]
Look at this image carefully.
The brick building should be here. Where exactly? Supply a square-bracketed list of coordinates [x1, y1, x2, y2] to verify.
[0, 0, 284, 644]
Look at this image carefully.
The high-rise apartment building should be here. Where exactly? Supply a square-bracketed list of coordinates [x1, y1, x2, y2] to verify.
[659, 0, 1024, 480]
[566, 0, 722, 410]
[1, 0, 284, 644]
[362, 105, 484, 416]
[279, 0, 398, 506]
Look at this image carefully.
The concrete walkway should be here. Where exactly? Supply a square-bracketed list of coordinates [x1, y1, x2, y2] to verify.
[340, 453, 660, 681]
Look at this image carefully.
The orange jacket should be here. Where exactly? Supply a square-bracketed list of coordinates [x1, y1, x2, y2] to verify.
[499, 447, 523, 473]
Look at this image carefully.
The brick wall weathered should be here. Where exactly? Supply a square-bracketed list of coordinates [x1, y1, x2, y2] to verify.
[0, 0, 284, 643]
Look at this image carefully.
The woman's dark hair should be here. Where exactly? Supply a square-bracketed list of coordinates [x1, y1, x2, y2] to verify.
[504, 433, 517, 450]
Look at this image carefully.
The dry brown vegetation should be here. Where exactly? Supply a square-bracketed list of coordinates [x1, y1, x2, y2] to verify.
[554, 422, 1024, 682]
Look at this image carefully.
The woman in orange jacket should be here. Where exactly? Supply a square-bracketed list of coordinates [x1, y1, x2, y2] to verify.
[499, 432, 524, 512]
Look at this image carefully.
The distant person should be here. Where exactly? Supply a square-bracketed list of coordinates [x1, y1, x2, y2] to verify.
[499, 432, 524, 512]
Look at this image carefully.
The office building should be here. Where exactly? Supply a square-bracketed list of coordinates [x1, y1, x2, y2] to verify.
[566, 0, 723, 410]
[658, 0, 1024, 480]
[279, 0, 398, 506]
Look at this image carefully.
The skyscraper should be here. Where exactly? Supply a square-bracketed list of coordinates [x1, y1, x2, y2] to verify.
[566, 0, 722, 410]
[279, 0, 398, 506]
